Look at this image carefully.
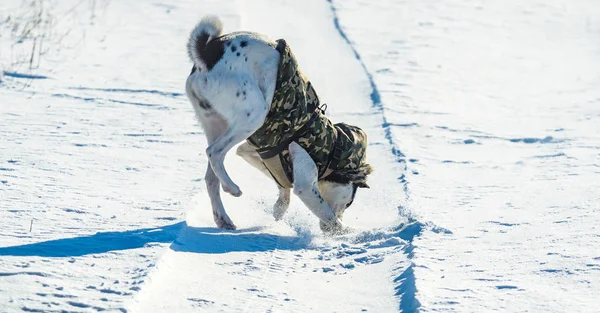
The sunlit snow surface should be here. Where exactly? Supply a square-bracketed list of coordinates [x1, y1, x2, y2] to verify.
[1, 0, 599, 312]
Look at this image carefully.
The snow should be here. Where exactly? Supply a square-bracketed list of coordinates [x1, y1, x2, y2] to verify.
[1, 0, 599, 312]
[329, 0, 600, 311]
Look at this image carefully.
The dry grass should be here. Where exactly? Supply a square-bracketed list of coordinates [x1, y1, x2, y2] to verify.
[0, 0, 109, 74]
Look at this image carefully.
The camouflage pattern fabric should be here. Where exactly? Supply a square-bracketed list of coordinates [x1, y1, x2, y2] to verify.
[246, 39, 372, 188]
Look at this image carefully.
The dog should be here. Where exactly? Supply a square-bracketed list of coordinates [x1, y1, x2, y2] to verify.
[185, 16, 373, 234]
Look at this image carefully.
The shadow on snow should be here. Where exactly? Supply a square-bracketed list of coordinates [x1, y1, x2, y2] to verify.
[0, 222, 306, 257]
[170, 225, 306, 254]
[0, 214, 437, 313]
[0, 222, 185, 257]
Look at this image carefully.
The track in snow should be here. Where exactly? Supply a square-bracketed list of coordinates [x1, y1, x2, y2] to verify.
[127, 0, 437, 312]
[325, 0, 423, 311]
[5, 0, 594, 311]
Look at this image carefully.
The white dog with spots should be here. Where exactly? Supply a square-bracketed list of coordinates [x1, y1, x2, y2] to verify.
[185, 16, 366, 234]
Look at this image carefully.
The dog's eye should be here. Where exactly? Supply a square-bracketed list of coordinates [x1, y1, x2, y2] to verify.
[345, 184, 358, 208]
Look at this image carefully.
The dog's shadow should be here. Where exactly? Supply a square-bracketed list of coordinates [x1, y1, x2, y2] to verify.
[0, 222, 307, 258]
[171, 224, 307, 254]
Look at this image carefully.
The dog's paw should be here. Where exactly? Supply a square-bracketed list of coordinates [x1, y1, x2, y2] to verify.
[214, 214, 237, 230]
[320, 220, 353, 236]
[272, 200, 289, 221]
[222, 183, 242, 197]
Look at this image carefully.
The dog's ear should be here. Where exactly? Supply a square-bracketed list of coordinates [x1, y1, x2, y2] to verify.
[355, 181, 370, 189]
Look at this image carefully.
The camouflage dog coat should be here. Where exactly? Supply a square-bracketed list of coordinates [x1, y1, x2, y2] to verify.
[246, 39, 373, 189]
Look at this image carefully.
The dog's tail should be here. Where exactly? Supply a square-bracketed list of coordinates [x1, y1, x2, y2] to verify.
[187, 15, 223, 72]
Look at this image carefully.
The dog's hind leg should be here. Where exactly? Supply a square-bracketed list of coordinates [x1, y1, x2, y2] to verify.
[187, 76, 237, 229]
[288, 142, 344, 233]
[204, 80, 270, 197]
[206, 161, 236, 229]
[199, 113, 238, 230]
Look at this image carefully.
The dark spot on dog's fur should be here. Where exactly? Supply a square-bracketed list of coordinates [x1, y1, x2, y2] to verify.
[246, 112, 250, 117]
[194, 34, 224, 71]
[231, 45, 237, 53]
[240, 40, 248, 47]
[236, 52, 240, 57]
[236, 91, 240, 97]
[245, 57, 248, 62]
[208, 153, 212, 157]
[243, 91, 246, 96]
[225, 41, 231, 47]
[198, 100, 212, 110]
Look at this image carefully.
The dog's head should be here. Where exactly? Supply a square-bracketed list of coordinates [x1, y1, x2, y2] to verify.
[318, 180, 370, 220]
[318, 161, 373, 220]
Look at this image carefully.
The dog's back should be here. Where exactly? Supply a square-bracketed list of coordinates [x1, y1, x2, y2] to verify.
[186, 16, 280, 117]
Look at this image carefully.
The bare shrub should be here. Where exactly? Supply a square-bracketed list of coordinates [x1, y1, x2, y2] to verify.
[0, 0, 109, 75]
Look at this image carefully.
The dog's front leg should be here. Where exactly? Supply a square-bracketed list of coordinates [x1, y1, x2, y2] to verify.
[288, 142, 344, 233]
[272, 187, 290, 221]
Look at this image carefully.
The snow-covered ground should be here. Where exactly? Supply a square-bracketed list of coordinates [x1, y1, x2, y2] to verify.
[1, 0, 599, 312]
